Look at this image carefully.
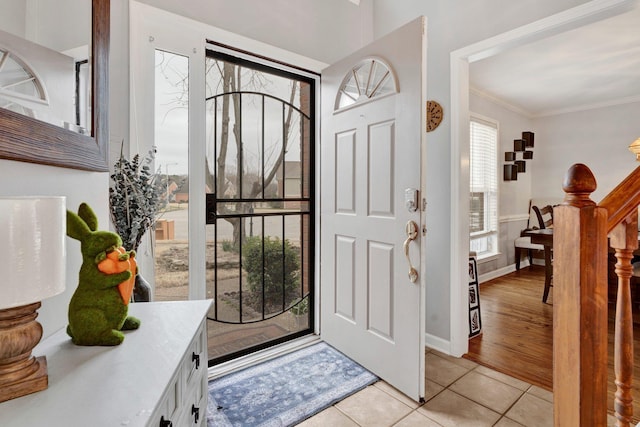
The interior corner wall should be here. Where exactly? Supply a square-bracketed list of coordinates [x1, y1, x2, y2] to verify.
[470, 93, 534, 276]
[531, 101, 640, 202]
[371, 0, 593, 344]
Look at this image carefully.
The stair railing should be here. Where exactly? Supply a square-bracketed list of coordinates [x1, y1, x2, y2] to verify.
[554, 163, 640, 426]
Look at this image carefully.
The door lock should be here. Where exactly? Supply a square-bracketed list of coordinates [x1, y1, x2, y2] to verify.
[404, 188, 419, 212]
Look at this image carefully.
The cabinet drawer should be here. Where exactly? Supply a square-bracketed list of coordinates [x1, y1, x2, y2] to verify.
[179, 386, 207, 427]
[148, 375, 179, 427]
[181, 321, 206, 390]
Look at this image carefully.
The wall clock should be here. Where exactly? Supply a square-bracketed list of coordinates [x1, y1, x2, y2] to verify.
[426, 100, 443, 132]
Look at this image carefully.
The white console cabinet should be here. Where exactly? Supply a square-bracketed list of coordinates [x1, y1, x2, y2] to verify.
[0, 300, 212, 427]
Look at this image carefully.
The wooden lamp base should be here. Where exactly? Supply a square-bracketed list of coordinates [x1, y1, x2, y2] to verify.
[0, 302, 49, 403]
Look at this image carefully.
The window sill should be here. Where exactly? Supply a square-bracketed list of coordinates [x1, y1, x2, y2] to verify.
[476, 253, 500, 263]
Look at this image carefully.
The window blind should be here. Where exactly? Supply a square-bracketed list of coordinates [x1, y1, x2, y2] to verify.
[469, 116, 498, 255]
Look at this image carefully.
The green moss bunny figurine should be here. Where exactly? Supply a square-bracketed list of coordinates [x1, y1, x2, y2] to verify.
[66, 203, 140, 346]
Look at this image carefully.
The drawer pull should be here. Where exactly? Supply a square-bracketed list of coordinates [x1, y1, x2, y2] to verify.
[192, 405, 200, 424]
[159, 416, 173, 427]
[192, 352, 200, 369]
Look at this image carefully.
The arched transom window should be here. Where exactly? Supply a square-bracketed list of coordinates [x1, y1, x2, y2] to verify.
[0, 48, 48, 116]
[334, 57, 398, 112]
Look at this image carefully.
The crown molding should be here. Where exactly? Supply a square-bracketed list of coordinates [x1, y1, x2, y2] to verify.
[470, 86, 534, 118]
[533, 94, 640, 118]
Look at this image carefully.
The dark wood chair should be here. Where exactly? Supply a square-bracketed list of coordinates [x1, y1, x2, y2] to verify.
[514, 233, 542, 270]
[533, 205, 554, 302]
[514, 203, 553, 271]
[533, 205, 554, 230]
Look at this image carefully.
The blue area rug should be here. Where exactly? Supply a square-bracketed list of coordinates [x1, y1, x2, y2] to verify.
[207, 342, 378, 426]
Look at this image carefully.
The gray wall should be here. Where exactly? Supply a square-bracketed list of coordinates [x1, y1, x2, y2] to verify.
[532, 102, 640, 202]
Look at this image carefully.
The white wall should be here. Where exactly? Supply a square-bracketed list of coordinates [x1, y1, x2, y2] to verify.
[0, 160, 109, 339]
[532, 101, 640, 202]
[0, 0, 26, 37]
[29, 0, 90, 52]
[134, 0, 374, 65]
[0, 0, 89, 51]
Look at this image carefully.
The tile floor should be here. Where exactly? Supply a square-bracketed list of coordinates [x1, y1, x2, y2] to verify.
[299, 348, 618, 427]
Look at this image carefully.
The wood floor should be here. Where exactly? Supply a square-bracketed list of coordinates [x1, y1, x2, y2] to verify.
[464, 265, 640, 421]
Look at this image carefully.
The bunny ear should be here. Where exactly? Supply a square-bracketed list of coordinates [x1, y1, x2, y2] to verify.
[66, 210, 91, 241]
[77, 203, 99, 231]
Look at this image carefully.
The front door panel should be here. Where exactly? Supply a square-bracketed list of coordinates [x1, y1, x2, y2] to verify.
[320, 17, 427, 401]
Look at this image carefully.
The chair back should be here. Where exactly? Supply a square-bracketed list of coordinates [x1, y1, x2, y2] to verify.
[533, 205, 554, 229]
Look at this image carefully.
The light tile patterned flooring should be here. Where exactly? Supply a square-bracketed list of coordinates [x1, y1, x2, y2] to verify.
[299, 348, 619, 427]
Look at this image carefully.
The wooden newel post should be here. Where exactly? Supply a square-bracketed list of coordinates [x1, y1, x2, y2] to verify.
[554, 164, 609, 426]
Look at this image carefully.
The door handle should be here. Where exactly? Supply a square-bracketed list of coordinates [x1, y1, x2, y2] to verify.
[404, 220, 419, 283]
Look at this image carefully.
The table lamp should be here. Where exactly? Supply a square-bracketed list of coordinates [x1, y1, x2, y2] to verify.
[0, 197, 66, 403]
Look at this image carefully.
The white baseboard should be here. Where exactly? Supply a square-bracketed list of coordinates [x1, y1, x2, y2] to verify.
[425, 333, 453, 356]
[477, 258, 547, 284]
[532, 258, 545, 266]
[479, 264, 517, 283]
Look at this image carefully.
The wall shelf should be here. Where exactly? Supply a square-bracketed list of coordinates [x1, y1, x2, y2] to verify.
[504, 131, 535, 181]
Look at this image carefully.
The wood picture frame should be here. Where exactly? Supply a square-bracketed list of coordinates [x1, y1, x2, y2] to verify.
[0, 0, 109, 172]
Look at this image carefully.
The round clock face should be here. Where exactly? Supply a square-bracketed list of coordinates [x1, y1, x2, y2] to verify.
[427, 100, 443, 132]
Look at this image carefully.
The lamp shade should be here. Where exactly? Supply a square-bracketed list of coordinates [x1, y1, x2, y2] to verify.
[0, 197, 66, 309]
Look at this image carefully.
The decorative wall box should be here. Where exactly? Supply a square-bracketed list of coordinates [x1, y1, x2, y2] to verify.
[504, 164, 518, 181]
[504, 131, 534, 180]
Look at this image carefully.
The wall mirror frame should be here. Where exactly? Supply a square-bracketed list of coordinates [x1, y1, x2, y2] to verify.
[0, 0, 109, 172]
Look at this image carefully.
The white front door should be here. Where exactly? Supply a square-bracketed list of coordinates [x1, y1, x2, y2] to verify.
[320, 17, 427, 401]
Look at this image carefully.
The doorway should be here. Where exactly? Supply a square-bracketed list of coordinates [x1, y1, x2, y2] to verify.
[130, 1, 325, 372]
[203, 49, 316, 363]
[449, 0, 637, 357]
